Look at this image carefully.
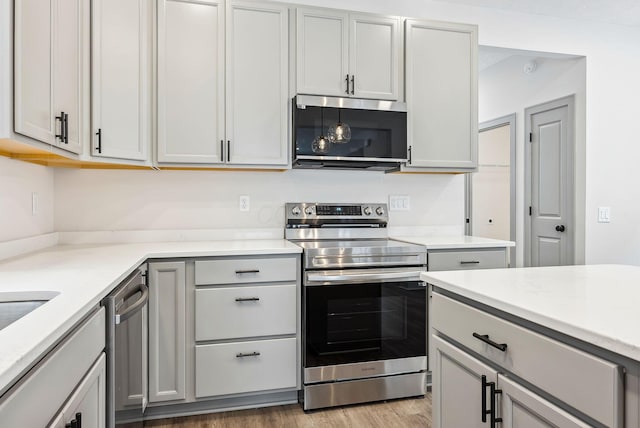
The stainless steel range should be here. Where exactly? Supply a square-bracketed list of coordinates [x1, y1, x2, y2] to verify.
[285, 202, 428, 410]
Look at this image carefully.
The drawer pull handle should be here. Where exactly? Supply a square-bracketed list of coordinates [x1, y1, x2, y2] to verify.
[473, 333, 508, 352]
[460, 260, 481, 265]
[236, 351, 261, 358]
[235, 297, 260, 302]
[235, 269, 260, 274]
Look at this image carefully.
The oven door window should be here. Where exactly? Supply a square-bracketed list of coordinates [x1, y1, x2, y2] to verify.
[305, 281, 426, 368]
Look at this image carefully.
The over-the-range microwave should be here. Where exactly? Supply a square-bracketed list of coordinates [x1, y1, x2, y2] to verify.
[292, 95, 407, 171]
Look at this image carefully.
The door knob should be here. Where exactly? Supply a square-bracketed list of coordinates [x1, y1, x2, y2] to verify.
[555, 225, 566, 232]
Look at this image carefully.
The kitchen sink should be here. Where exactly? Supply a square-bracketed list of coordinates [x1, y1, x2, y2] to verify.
[0, 291, 59, 331]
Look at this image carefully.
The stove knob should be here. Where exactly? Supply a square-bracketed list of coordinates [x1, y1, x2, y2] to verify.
[363, 206, 372, 216]
[376, 206, 385, 216]
[304, 206, 314, 215]
[291, 205, 301, 216]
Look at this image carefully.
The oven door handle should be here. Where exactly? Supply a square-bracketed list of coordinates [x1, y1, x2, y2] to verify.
[306, 269, 424, 285]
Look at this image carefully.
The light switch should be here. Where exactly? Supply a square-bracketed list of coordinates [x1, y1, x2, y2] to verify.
[597, 206, 610, 223]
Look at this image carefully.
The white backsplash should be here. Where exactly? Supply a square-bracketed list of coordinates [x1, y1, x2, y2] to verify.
[54, 168, 465, 233]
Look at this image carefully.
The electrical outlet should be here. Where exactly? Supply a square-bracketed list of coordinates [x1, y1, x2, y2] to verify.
[597, 206, 610, 223]
[32, 192, 38, 216]
[389, 195, 410, 211]
[239, 195, 250, 212]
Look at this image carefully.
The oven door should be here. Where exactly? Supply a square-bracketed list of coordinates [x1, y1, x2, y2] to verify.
[303, 267, 426, 381]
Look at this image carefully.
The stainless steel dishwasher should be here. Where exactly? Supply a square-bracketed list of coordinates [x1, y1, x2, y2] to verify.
[102, 265, 149, 428]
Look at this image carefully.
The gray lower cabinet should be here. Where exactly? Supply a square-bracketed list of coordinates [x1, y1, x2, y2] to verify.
[148, 261, 187, 403]
[432, 335, 590, 428]
[49, 354, 107, 428]
[193, 255, 299, 399]
[0, 308, 105, 427]
[146, 254, 300, 416]
[427, 247, 508, 271]
[431, 291, 623, 427]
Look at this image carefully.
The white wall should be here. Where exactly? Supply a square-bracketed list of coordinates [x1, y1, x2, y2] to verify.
[53, 168, 464, 232]
[0, 157, 55, 242]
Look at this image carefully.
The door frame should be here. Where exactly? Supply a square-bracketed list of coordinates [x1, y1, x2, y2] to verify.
[465, 113, 516, 266]
[524, 95, 575, 267]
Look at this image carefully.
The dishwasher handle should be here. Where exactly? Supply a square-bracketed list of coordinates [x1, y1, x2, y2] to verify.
[115, 283, 149, 324]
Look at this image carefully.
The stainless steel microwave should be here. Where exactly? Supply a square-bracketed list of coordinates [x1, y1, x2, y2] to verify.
[292, 95, 407, 171]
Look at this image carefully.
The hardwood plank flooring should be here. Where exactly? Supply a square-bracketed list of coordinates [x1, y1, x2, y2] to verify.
[144, 393, 432, 428]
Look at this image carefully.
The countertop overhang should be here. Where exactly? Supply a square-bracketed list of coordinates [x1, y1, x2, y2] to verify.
[422, 264, 640, 362]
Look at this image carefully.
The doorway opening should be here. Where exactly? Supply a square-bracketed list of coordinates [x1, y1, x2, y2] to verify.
[465, 114, 516, 265]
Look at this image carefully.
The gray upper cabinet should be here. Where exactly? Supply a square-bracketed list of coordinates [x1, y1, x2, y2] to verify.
[404, 19, 478, 171]
[157, 0, 289, 167]
[91, 0, 153, 162]
[14, 0, 88, 155]
[295, 8, 400, 100]
[157, 0, 225, 165]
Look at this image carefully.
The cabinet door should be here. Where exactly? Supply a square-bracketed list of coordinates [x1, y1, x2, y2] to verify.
[432, 335, 498, 428]
[49, 353, 106, 428]
[14, 0, 54, 144]
[52, 0, 86, 154]
[405, 20, 477, 170]
[148, 261, 186, 403]
[349, 15, 399, 100]
[157, 0, 225, 164]
[92, 0, 151, 161]
[226, 1, 288, 165]
[296, 8, 349, 97]
[499, 375, 591, 428]
[14, 0, 87, 154]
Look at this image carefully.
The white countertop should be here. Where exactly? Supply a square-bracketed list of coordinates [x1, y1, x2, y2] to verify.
[0, 240, 301, 396]
[392, 235, 515, 249]
[421, 264, 640, 362]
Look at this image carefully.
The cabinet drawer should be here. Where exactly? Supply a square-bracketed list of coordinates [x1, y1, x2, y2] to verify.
[195, 285, 296, 341]
[195, 338, 297, 397]
[428, 249, 506, 271]
[195, 257, 297, 285]
[432, 293, 623, 428]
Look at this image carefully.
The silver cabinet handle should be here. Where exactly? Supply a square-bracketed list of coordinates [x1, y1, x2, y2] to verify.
[236, 351, 260, 358]
[235, 297, 260, 302]
[235, 269, 260, 274]
[460, 261, 481, 265]
[345, 74, 350, 94]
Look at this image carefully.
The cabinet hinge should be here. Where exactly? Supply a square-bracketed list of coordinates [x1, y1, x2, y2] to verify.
[529, 132, 533, 143]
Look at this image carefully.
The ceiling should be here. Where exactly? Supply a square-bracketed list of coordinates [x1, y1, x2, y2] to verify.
[432, 0, 640, 27]
[478, 46, 583, 72]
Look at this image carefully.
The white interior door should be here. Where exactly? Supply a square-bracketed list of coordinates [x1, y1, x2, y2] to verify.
[526, 96, 575, 266]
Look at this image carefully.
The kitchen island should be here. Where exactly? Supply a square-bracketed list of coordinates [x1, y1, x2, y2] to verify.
[422, 264, 640, 428]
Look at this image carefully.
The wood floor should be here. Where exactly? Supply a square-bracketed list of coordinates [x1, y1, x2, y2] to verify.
[144, 393, 432, 428]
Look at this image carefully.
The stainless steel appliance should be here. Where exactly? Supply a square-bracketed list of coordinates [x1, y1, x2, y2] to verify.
[293, 95, 407, 171]
[102, 266, 149, 428]
[286, 202, 427, 410]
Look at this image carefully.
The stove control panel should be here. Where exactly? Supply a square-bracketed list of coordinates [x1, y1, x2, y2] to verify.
[286, 203, 388, 221]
